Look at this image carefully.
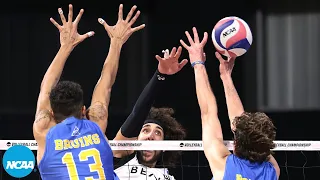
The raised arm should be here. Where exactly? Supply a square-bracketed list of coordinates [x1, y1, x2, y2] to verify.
[215, 53, 244, 131]
[113, 47, 187, 157]
[33, 4, 94, 139]
[215, 53, 280, 178]
[87, 4, 145, 134]
[180, 27, 230, 177]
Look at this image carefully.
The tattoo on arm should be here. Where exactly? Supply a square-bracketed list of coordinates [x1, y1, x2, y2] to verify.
[35, 110, 52, 124]
[34, 110, 54, 134]
[87, 102, 108, 123]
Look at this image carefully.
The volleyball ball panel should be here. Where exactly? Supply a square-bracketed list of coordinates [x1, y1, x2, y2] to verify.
[212, 16, 253, 57]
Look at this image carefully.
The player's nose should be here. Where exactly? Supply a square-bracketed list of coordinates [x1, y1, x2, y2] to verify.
[146, 133, 155, 140]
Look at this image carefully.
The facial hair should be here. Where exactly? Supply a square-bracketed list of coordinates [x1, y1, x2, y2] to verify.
[137, 150, 162, 167]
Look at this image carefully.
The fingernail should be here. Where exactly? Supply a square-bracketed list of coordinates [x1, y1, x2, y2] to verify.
[87, 31, 94, 37]
[98, 18, 105, 24]
[58, 8, 63, 14]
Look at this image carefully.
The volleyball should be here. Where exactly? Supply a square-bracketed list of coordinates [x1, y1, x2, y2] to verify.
[212, 16, 253, 57]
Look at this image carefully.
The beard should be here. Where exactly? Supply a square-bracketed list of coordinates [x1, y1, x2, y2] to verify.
[137, 150, 162, 167]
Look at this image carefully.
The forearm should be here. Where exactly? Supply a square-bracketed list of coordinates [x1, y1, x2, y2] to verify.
[120, 70, 167, 138]
[194, 65, 217, 115]
[194, 65, 222, 139]
[91, 40, 122, 104]
[37, 45, 73, 111]
[220, 74, 244, 127]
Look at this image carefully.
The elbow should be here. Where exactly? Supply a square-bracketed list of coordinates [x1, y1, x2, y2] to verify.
[106, 88, 112, 94]
[199, 105, 209, 117]
[200, 110, 217, 120]
[199, 103, 217, 118]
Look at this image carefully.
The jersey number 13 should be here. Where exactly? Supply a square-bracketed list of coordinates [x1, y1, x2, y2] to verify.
[62, 148, 106, 180]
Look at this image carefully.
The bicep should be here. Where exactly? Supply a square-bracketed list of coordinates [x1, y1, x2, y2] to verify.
[87, 102, 108, 134]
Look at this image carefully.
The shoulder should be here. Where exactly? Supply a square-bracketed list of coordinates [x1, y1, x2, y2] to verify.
[224, 154, 241, 170]
[114, 152, 136, 169]
[225, 154, 249, 165]
[226, 154, 237, 161]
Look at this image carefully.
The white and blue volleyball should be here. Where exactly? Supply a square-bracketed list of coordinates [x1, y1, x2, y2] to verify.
[212, 16, 253, 57]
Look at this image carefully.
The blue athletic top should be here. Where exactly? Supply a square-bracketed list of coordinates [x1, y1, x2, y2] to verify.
[212, 154, 277, 180]
[38, 117, 119, 180]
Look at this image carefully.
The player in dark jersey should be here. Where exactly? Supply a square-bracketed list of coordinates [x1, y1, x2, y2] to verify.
[33, 4, 144, 180]
[180, 27, 280, 180]
[112, 48, 188, 179]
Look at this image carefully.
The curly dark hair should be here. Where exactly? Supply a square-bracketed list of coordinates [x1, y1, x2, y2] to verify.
[147, 107, 186, 168]
[49, 81, 84, 123]
[233, 112, 276, 163]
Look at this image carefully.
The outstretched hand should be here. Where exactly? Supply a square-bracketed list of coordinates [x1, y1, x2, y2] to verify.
[98, 4, 145, 45]
[180, 27, 208, 64]
[155, 46, 188, 75]
[215, 52, 236, 76]
[50, 4, 94, 48]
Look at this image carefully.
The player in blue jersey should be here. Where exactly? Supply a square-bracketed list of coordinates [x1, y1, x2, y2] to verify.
[33, 4, 145, 180]
[180, 27, 280, 180]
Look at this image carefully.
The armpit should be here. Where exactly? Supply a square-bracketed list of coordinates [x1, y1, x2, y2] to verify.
[87, 102, 108, 123]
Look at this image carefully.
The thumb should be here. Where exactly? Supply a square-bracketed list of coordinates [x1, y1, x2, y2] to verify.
[155, 55, 162, 62]
[215, 52, 225, 64]
[178, 59, 188, 69]
[98, 18, 110, 30]
[203, 52, 206, 62]
[80, 31, 94, 41]
[81, 31, 95, 40]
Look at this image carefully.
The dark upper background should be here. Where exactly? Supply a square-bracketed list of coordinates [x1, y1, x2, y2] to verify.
[1, 0, 320, 179]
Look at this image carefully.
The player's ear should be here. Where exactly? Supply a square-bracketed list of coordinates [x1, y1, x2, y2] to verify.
[82, 106, 86, 118]
[49, 109, 54, 117]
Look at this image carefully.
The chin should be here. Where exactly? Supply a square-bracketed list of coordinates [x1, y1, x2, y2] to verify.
[138, 151, 157, 164]
[142, 156, 154, 162]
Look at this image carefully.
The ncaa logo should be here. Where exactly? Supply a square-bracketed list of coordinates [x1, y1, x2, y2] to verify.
[2, 145, 35, 178]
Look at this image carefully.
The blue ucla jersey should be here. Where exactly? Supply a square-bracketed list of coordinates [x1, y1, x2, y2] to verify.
[213, 154, 277, 180]
[38, 117, 119, 180]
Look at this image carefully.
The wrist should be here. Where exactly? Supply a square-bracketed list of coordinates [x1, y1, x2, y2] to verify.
[191, 61, 205, 68]
[193, 63, 205, 70]
[220, 74, 232, 81]
[60, 45, 74, 52]
[110, 39, 123, 49]
[155, 69, 168, 81]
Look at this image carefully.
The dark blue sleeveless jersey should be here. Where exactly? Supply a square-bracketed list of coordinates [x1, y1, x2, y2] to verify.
[38, 117, 119, 180]
[212, 154, 277, 180]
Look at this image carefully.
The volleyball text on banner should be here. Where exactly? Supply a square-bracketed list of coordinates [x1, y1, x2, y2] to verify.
[0, 140, 318, 151]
